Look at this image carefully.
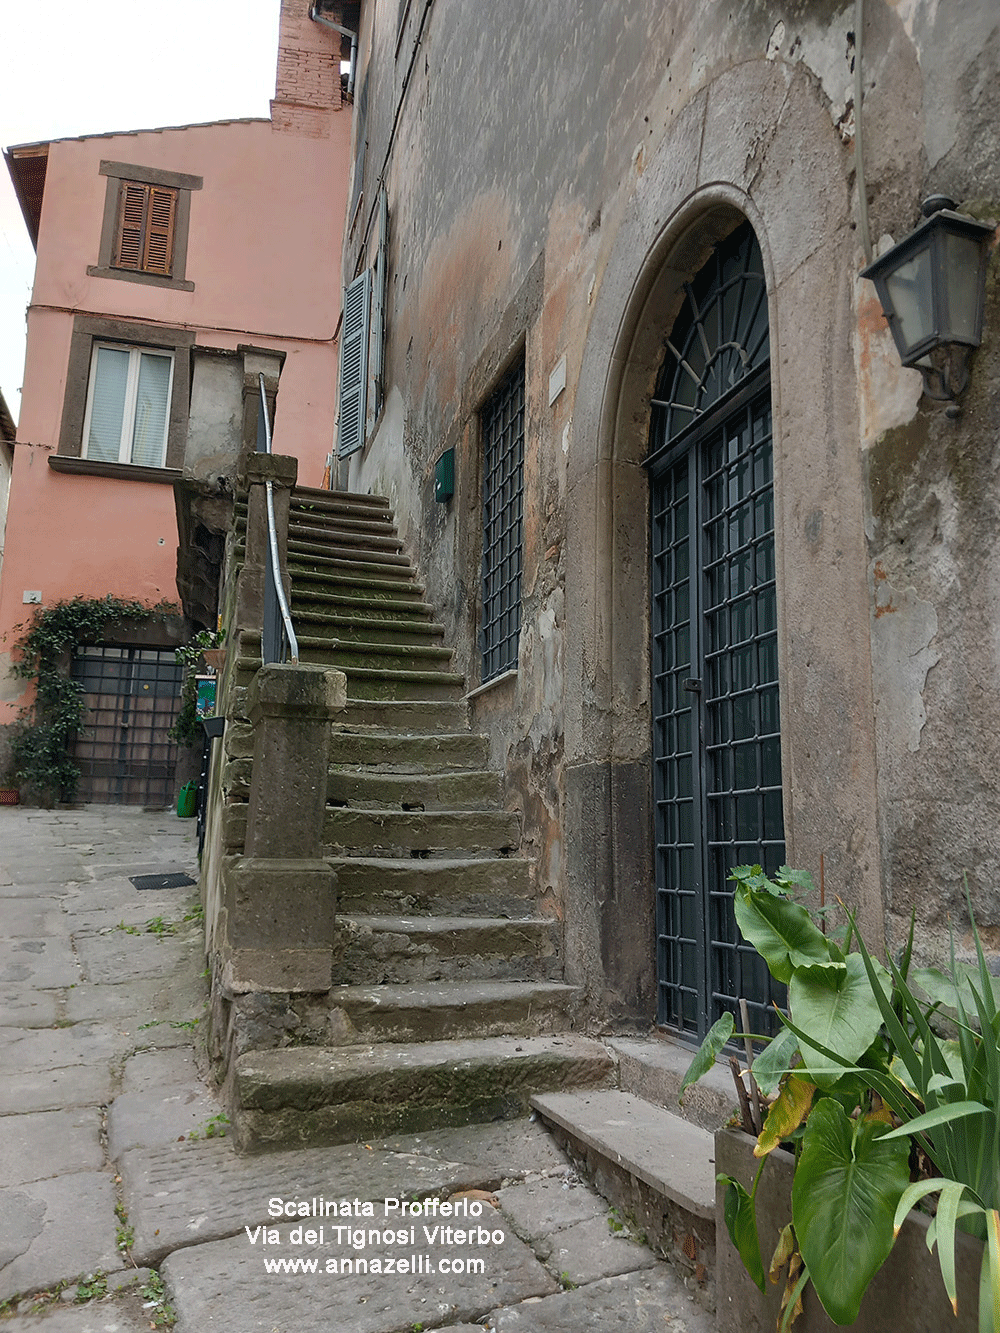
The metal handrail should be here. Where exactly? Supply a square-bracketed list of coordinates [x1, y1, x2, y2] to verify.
[258, 374, 299, 664]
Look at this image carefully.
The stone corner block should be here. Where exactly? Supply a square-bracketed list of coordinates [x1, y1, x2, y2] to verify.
[239, 451, 298, 489]
[248, 663, 347, 723]
[222, 947, 333, 994]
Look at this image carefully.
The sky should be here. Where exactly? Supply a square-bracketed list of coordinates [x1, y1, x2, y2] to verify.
[0, 0, 283, 423]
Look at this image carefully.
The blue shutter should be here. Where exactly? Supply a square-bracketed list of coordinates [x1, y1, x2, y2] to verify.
[337, 268, 371, 458]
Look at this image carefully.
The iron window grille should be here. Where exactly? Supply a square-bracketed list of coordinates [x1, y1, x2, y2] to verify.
[480, 358, 525, 682]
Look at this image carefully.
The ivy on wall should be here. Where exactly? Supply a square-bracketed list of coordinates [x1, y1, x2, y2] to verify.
[4, 595, 178, 806]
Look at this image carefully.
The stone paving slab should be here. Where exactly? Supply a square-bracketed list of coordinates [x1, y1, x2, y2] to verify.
[540, 1215, 659, 1284]
[375, 1119, 570, 1181]
[0, 1108, 104, 1186]
[120, 1047, 201, 1094]
[0, 1301, 153, 1333]
[163, 1213, 558, 1333]
[0, 1064, 115, 1116]
[2, 865, 88, 887]
[0, 939, 81, 989]
[488, 1267, 714, 1333]
[0, 988, 61, 1029]
[123, 1138, 482, 1265]
[0, 1172, 122, 1301]
[2, 1024, 124, 1074]
[63, 978, 204, 1028]
[121, 1120, 572, 1266]
[495, 1174, 604, 1241]
[2, 898, 65, 936]
[107, 1051, 220, 1159]
[72, 932, 198, 986]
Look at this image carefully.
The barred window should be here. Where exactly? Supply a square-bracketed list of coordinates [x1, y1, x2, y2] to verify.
[480, 358, 525, 682]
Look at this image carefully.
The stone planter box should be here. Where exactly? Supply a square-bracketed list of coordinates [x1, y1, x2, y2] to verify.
[715, 1127, 983, 1333]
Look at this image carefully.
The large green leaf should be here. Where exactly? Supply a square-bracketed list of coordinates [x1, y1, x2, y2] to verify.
[720, 1173, 766, 1293]
[751, 1026, 800, 1098]
[792, 1098, 910, 1325]
[912, 965, 1000, 1023]
[678, 1012, 734, 1104]
[733, 883, 835, 985]
[879, 1099, 989, 1142]
[790, 954, 890, 1089]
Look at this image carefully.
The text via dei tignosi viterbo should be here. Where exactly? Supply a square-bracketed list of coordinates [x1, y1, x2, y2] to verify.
[248, 1196, 506, 1277]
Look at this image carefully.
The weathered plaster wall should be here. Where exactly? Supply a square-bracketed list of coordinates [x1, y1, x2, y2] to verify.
[343, 0, 1000, 1013]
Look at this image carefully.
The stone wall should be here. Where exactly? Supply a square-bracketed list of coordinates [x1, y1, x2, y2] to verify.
[339, 0, 1000, 1015]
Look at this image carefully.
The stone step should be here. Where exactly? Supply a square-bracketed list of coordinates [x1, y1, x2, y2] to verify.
[236, 538, 418, 586]
[297, 637, 454, 672]
[339, 700, 471, 730]
[293, 485, 392, 514]
[290, 521, 404, 555]
[288, 561, 427, 597]
[294, 484, 391, 513]
[531, 1089, 717, 1290]
[292, 586, 435, 618]
[294, 610, 445, 645]
[299, 662, 465, 701]
[288, 536, 413, 569]
[333, 913, 562, 985]
[290, 501, 397, 534]
[330, 855, 533, 915]
[327, 768, 502, 810]
[231, 1034, 615, 1151]
[325, 808, 521, 854]
[329, 728, 487, 770]
[326, 980, 579, 1044]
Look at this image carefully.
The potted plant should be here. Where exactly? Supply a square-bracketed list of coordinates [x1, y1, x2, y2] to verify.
[681, 865, 1000, 1332]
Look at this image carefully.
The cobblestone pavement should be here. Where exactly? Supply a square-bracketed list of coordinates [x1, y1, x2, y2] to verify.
[0, 806, 712, 1332]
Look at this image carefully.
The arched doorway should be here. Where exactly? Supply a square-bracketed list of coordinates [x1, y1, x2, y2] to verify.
[646, 220, 785, 1040]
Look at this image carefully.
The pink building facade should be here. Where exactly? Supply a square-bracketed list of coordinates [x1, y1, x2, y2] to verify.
[0, 0, 351, 795]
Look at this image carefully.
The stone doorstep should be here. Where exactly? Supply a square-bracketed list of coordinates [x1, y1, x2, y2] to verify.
[530, 1090, 716, 1221]
[609, 1035, 739, 1132]
[531, 1089, 718, 1306]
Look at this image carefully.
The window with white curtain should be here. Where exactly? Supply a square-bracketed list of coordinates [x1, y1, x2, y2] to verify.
[81, 344, 174, 468]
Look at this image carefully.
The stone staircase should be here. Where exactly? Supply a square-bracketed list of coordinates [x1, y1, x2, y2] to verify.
[229, 484, 613, 1150]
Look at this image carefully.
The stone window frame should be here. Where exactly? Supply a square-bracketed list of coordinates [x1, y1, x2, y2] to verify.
[87, 161, 202, 292]
[54, 315, 194, 480]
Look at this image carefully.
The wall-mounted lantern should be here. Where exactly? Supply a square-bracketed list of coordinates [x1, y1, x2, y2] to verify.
[861, 196, 994, 402]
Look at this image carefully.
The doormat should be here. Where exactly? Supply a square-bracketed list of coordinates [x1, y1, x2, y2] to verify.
[129, 872, 197, 891]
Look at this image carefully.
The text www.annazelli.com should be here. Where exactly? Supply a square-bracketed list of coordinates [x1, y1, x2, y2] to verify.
[263, 1254, 484, 1276]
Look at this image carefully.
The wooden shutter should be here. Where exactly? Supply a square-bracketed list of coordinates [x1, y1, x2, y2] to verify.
[142, 187, 176, 274]
[337, 268, 371, 458]
[113, 182, 176, 275]
[115, 183, 148, 271]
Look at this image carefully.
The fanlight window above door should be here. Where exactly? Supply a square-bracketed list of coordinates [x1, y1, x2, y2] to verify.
[650, 223, 769, 451]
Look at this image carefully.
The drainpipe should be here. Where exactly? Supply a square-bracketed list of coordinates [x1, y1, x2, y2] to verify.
[310, 4, 358, 97]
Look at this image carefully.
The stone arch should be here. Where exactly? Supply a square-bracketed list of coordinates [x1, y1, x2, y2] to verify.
[563, 64, 883, 1015]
